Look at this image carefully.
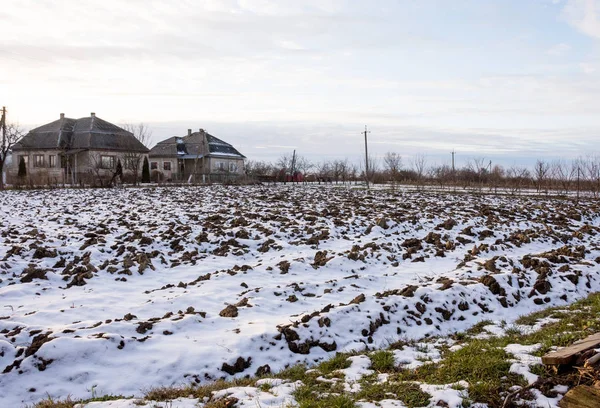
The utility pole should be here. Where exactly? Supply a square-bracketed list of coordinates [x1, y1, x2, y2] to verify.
[577, 166, 581, 202]
[291, 149, 297, 183]
[1, 106, 6, 142]
[451, 150, 456, 191]
[1, 107, 9, 190]
[363, 125, 370, 189]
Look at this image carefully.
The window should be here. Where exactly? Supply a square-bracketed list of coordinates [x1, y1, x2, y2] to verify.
[229, 162, 238, 172]
[61, 155, 68, 169]
[151, 161, 158, 170]
[124, 157, 138, 170]
[216, 162, 226, 171]
[19, 155, 29, 167]
[100, 155, 115, 169]
[33, 154, 44, 168]
[49, 155, 56, 168]
[163, 161, 172, 171]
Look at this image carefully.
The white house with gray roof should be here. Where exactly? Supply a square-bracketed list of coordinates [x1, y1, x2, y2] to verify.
[10, 113, 149, 185]
[148, 128, 245, 182]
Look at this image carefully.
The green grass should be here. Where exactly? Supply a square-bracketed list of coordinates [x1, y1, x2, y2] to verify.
[144, 378, 255, 401]
[29, 292, 600, 408]
[317, 352, 351, 374]
[28, 394, 131, 408]
[296, 393, 357, 408]
[356, 375, 431, 408]
[370, 350, 396, 372]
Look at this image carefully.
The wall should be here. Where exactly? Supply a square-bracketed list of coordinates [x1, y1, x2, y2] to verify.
[9, 149, 66, 182]
[209, 157, 245, 175]
[7, 149, 149, 185]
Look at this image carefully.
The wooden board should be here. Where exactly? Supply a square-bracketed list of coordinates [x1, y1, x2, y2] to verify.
[542, 333, 600, 365]
[559, 385, 600, 408]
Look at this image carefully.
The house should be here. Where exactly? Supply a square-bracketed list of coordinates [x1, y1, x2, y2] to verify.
[10, 113, 149, 185]
[148, 128, 246, 182]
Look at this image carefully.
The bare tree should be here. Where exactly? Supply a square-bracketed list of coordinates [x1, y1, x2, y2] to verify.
[551, 160, 577, 195]
[430, 164, 452, 190]
[295, 156, 313, 182]
[467, 157, 489, 190]
[412, 154, 427, 190]
[316, 161, 332, 183]
[583, 155, 600, 197]
[533, 159, 551, 194]
[0, 117, 24, 190]
[348, 163, 359, 184]
[276, 153, 293, 172]
[331, 160, 345, 184]
[506, 165, 530, 195]
[122, 123, 152, 185]
[383, 152, 402, 189]
[338, 159, 350, 184]
[490, 164, 504, 193]
[364, 155, 379, 185]
[245, 160, 275, 179]
[88, 153, 108, 187]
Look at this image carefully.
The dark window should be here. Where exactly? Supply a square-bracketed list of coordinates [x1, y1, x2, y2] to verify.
[151, 162, 158, 170]
[125, 157, 138, 170]
[100, 155, 115, 169]
[163, 161, 172, 171]
[33, 155, 44, 168]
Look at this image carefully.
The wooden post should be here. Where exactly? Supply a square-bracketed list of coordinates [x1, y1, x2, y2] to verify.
[559, 385, 600, 408]
[363, 125, 370, 189]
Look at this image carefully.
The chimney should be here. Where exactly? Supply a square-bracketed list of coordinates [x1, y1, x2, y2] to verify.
[90, 112, 96, 117]
[187, 129, 192, 136]
[199, 128, 205, 135]
[60, 113, 65, 120]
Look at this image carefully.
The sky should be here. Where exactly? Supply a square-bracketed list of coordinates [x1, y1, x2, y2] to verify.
[2, 0, 600, 168]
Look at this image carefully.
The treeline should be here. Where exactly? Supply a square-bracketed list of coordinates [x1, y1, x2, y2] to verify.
[245, 153, 600, 196]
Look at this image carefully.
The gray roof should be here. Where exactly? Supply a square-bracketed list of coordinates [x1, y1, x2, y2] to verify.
[149, 130, 245, 159]
[13, 115, 149, 153]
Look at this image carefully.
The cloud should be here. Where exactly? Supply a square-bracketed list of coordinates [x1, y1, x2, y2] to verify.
[4, 0, 600, 168]
[563, 0, 600, 39]
[580, 61, 598, 72]
[546, 42, 571, 55]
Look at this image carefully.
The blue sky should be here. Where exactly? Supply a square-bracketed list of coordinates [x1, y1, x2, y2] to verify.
[2, 0, 600, 168]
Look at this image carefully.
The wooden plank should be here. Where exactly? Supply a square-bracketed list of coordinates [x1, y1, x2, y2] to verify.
[542, 333, 600, 365]
[559, 385, 600, 408]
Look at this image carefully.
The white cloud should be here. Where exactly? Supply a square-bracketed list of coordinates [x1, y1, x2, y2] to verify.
[563, 0, 600, 39]
[580, 61, 598, 72]
[3, 1, 600, 166]
[546, 42, 571, 55]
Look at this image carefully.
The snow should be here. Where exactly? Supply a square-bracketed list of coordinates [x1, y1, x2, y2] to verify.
[77, 399, 200, 408]
[393, 343, 443, 369]
[521, 388, 563, 408]
[505, 343, 542, 385]
[1, 185, 599, 407]
[420, 381, 469, 408]
[358, 400, 406, 408]
[211, 380, 301, 407]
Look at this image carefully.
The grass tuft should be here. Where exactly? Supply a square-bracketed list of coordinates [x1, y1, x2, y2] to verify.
[318, 353, 351, 374]
[370, 350, 396, 372]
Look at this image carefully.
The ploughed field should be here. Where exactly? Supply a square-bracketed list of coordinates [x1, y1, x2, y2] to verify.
[1, 186, 600, 406]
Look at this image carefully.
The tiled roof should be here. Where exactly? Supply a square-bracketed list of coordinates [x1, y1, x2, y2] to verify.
[13, 115, 149, 153]
[206, 134, 245, 158]
[149, 131, 245, 159]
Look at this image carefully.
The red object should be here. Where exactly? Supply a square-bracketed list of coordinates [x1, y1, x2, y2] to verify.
[280, 169, 304, 182]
